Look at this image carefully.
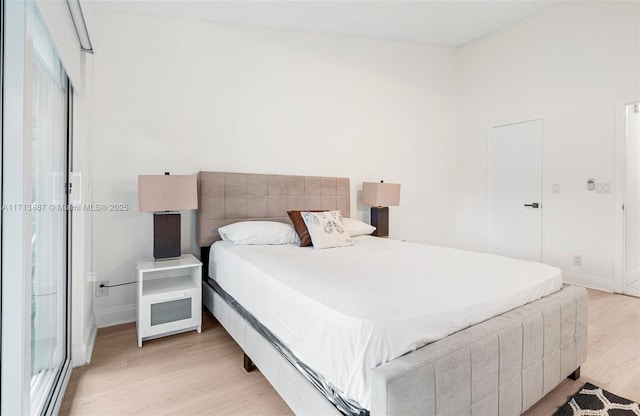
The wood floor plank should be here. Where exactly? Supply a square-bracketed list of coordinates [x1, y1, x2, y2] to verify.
[61, 288, 640, 415]
[60, 315, 293, 416]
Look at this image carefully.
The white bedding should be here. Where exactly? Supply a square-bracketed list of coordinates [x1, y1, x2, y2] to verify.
[209, 236, 563, 410]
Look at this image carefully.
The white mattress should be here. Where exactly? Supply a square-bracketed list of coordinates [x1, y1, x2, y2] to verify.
[209, 236, 563, 410]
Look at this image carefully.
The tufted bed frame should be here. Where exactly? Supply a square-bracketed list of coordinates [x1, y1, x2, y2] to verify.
[197, 171, 588, 416]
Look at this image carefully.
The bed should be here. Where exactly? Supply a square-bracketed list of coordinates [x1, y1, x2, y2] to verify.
[197, 171, 588, 416]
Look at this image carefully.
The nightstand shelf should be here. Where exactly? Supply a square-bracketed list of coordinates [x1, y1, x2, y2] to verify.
[143, 276, 198, 296]
[136, 254, 202, 347]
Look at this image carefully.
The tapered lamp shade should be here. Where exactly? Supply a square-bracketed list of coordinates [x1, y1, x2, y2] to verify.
[362, 182, 401, 207]
[138, 175, 198, 212]
[138, 174, 198, 260]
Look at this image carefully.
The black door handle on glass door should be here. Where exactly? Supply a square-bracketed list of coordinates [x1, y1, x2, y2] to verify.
[524, 203, 539, 208]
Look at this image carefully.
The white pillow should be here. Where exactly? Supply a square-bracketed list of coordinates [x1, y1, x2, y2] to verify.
[301, 210, 353, 250]
[342, 217, 376, 237]
[218, 221, 300, 245]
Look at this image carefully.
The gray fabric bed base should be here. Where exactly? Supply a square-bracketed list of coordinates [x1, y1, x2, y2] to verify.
[370, 285, 588, 415]
[203, 281, 588, 416]
[203, 282, 341, 415]
[208, 279, 365, 415]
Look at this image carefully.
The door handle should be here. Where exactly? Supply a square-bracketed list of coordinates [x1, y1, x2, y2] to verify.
[524, 203, 540, 208]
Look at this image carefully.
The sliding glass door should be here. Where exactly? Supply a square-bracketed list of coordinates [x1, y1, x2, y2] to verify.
[30, 9, 71, 414]
[2, 2, 72, 414]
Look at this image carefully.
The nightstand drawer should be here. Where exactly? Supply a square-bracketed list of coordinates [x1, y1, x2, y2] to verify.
[138, 287, 201, 342]
[150, 297, 192, 326]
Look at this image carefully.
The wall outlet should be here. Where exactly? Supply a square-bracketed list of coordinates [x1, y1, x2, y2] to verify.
[96, 281, 109, 297]
[573, 255, 583, 267]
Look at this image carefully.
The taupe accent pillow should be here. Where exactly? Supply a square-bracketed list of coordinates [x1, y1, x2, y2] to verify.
[287, 210, 322, 247]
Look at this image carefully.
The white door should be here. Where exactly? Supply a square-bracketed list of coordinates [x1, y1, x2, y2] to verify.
[624, 103, 640, 297]
[488, 119, 543, 262]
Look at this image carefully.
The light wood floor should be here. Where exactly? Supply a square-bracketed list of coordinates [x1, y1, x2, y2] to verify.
[61, 289, 640, 415]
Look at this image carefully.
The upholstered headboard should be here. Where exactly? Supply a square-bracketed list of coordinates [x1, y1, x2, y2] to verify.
[197, 172, 351, 247]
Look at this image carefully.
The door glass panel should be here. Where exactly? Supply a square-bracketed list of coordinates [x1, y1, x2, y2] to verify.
[625, 103, 640, 297]
[30, 9, 69, 414]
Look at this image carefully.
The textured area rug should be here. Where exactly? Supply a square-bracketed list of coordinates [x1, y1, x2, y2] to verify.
[554, 383, 640, 416]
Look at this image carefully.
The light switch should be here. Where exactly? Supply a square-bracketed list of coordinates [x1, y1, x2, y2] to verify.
[552, 184, 560, 194]
[595, 183, 611, 193]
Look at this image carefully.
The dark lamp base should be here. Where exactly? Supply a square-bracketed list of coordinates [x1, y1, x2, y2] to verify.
[153, 212, 181, 260]
[371, 207, 389, 237]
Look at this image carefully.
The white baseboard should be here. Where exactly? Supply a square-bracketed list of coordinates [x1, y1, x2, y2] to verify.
[563, 272, 614, 292]
[72, 343, 87, 367]
[85, 325, 97, 363]
[95, 304, 136, 328]
[72, 323, 98, 367]
[84, 311, 96, 361]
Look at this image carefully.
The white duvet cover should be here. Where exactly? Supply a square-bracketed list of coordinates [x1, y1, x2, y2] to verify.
[209, 236, 562, 410]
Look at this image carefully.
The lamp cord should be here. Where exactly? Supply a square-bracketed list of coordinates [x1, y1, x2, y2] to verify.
[100, 281, 136, 288]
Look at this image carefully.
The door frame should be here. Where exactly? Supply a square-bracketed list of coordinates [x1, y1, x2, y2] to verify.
[487, 115, 546, 262]
[1, 1, 34, 412]
[614, 96, 640, 294]
[1, 2, 73, 414]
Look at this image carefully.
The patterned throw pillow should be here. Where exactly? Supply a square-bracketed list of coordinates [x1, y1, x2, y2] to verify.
[300, 210, 353, 250]
[287, 210, 323, 247]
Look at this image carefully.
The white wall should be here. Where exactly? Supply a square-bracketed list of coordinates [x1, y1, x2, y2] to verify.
[91, 11, 458, 326]
[456, 2, 640, 291]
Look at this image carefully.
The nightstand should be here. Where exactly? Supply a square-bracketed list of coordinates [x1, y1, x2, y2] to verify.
[136, 254, 202, 347]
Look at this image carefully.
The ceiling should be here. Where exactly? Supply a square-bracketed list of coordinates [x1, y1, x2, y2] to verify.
[94, 1, 557, 47]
